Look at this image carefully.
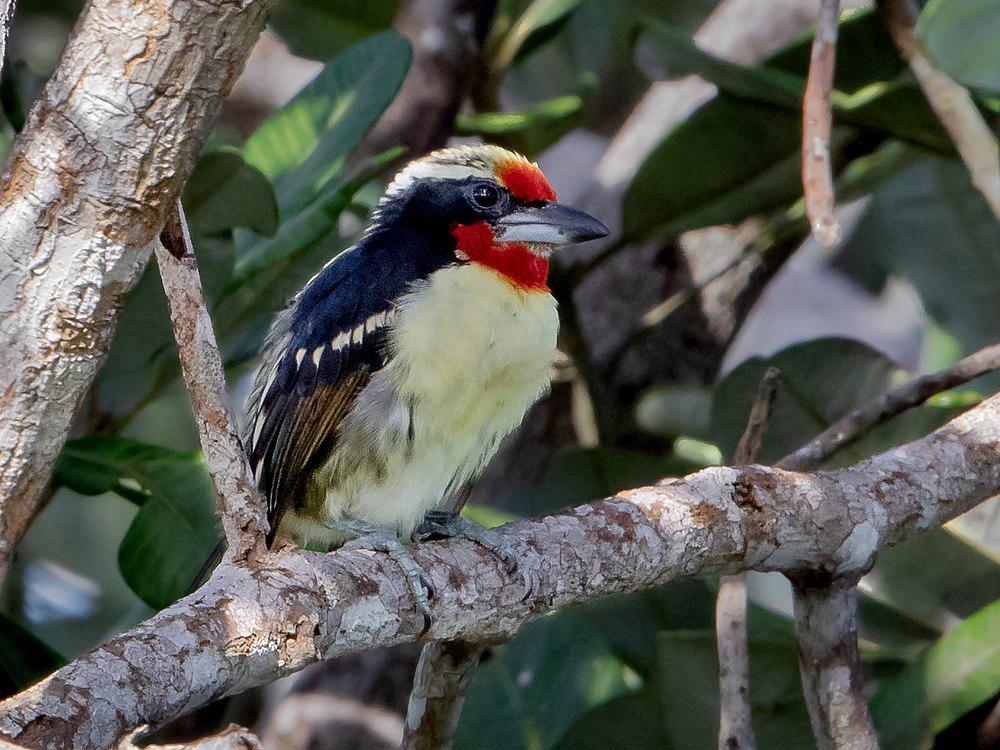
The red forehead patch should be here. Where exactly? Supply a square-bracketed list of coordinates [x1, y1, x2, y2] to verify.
[497, 161, 557, 203]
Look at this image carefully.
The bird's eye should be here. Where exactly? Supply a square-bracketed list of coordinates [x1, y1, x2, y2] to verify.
[471, 183, 501, 208]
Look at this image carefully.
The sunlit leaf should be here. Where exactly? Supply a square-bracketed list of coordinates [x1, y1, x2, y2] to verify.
[242, 30, 411, 216]
[457, 91, 587, 156]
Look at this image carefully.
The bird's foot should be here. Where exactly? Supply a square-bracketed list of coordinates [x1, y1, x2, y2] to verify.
[334, 521, 433, 633]
[415, 511, 532, 600]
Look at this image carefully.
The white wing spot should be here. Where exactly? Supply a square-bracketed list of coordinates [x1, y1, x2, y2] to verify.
[312, 345, 325, 366]
[295, 348, 307, 368]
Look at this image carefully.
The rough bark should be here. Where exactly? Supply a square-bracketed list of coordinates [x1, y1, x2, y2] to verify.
[0, 0, 272, 584]
[401, 641, 484, 750]
[0, 0, 14, 79]
[1, 390, 998, 748]
[156, 204, 268, 561]
[792, 582, 878, 750]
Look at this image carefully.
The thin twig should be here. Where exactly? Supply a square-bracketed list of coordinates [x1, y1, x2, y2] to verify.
[716, 367, 779, 750]
[779, 341, 1000, 471]
[401, 641, 484, 749]
[802, 0, 842, 247]
[881, 0, 1000, 219]
[155, 200, 268, 563]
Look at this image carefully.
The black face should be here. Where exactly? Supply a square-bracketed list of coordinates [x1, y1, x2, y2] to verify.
[396, 176, 517, 230]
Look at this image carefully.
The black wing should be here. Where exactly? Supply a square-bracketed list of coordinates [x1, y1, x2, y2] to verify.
[246, 244, 398, 543]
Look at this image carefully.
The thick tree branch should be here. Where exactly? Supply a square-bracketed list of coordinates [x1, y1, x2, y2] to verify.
[881, 0, 1000, 219]
[1, 389, 998, 748]
[401, 641, 484, 749]
[802, 0, 842, 247]
[0, 0, 271, 585]
[155, 202, 267, 561]
[717, 367, 779, 750]
[791, 581, 878, 750]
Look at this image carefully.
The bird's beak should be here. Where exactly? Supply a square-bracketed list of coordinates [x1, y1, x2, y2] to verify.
[493, 202, 609, 246]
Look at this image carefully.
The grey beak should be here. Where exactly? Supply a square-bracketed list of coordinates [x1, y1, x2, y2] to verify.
[493, 202, 609, 245]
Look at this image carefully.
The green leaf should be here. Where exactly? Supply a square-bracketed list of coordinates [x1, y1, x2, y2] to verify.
[834, 155, 1000, 354]
[635, 382, 714, 438]
[242, 30, 411, 217]
[711, 337, 976, 467]
[183, 149, 278, 236]
[0, 613, 66, 699]
[764, 7, 904, 93]
[57, 437, 221, 610]
[638, 18, 952, 153]
[501, 446, 707, 517]
[655, 630, 814, 748]
[712, 339, 898, 464]
[624, 8, 952, 242]
[553, 690, 668, 749]
[269, 0, 399, 61]
[917, 0, 1000, 93]
[575, 579, 718, 677]
[872, 600, 1000, 748]
[623, 96, 807, 241]
[497, 0, 586, 69]
[455, 612, 630, 750]
[457, 90, 587, 156]
[864, 528, 1000, 634]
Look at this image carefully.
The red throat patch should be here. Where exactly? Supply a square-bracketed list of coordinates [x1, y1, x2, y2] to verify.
[496, 161, 557, 203]
[450, 222, 549, 292]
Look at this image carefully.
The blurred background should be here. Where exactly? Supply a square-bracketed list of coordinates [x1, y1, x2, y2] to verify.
[1, 0, 998, 747]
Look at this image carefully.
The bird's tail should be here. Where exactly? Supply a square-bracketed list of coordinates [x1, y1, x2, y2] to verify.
[189, 538, 225, 594]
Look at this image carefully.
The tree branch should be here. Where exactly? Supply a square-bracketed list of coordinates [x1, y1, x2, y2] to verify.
[717, 367, 779, 750]
[0, 0, 271, 586]
[401, 641, 484, 749]
[155, 202, 268, 561]
[802, 0, 842, 247]
[791, 581, 878, 750]
[2, 388, 998, 748]
[779, 341, 1000, 472]
[0, 0, 15, 79]
[880, 0, 1000, 219]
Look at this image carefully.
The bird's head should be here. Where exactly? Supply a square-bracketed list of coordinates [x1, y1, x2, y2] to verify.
[374, 144, 608, 291]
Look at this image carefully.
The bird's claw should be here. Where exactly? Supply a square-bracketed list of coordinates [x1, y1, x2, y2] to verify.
[338, 524, 433, 634]
[414, 511, 534, 601]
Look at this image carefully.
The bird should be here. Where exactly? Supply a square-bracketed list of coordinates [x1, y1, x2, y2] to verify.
[242, 144, 608, 617]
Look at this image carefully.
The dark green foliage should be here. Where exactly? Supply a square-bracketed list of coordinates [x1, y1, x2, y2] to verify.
[57, 437, 221, 609]
[0, 614, 66, 699]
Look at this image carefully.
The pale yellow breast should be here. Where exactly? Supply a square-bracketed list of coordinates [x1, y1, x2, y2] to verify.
[389, 263, 559, 439]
